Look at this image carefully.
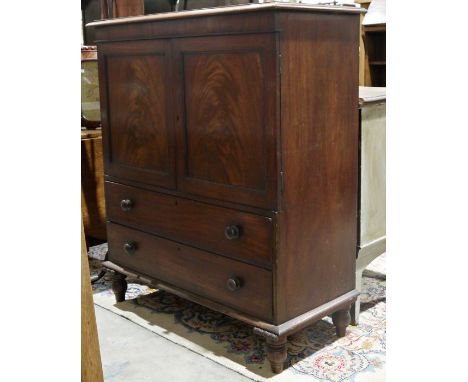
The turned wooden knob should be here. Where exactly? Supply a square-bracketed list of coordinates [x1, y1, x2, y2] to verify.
[120, 199, 134, 211]
[226, 277, 242, 291]
[123, 241, 137, 255]
[224, 225, 241, 240]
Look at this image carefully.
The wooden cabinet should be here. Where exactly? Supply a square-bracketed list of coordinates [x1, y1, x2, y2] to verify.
[91, 2, 363, 374]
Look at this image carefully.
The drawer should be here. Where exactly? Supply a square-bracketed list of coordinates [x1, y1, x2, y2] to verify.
[107, 222, 273, 321]
[106, 182, 273, 267]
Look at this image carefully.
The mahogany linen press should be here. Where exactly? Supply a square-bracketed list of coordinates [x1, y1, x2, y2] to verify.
[89, 3, 363, 373]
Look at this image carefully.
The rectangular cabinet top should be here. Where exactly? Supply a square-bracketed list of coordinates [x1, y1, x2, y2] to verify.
[88, 2, 364, 28]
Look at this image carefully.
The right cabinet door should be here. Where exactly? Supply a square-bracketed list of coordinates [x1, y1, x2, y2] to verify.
[173, 34, 278, 209]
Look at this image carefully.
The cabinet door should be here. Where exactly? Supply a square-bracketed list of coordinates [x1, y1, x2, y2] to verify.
[173, 34, 278, 209]
[98, 40, 175, 189]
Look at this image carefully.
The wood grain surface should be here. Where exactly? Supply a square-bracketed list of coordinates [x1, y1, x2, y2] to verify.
[183, 51, 265, 190]
[94, 6, 361, 371]
[275, 12, 360, 323]
[106, 181, 274, 268]
[108, 222, 273, 321]
[88, 2, 363, 28]
[173, 34, 278, 208]
[108, 55, 169, 172]
[99, 40, 176, 189]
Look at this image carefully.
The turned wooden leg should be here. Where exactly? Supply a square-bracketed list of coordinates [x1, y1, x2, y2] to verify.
[112, 272, 127, 303]
[332, 307, 351, 338]
[266, 336, 288, 374]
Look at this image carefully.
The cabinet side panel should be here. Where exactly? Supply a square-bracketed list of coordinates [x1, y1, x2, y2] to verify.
[276, 12, 360, 323]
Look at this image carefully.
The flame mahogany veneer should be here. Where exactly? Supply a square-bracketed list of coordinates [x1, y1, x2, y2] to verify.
[89, 3, 363, 373]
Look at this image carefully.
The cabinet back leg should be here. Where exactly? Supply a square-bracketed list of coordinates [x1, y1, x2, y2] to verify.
[332, 307, 351, 338]
[111, 272, 127, 302]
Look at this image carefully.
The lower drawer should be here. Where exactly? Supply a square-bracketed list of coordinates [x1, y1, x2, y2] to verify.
[107, 222, 273, 321]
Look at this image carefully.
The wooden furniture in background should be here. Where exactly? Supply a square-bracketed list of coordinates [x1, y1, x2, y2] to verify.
[81, 46, 101, 129]
[100, 0, 144, 18]
[361, 0, 386, 86]
[354, 0, 371, 86]
[89, 3, 363, 373]
[81, 221, 104, 382]
[353, 86, 386, 324]
[82, 0, 102, 45]
[178, 0, 252, 11]
[112, 0, 145, 17]
[82, 130, 107, 241]
[82, 46, 106, 242]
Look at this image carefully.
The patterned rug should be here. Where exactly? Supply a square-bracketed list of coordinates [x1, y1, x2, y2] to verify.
[91, 245, 386, 382]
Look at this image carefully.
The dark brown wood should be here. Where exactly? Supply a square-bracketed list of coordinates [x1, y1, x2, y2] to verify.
[363, 28, 386, 86]
[275, 11, 360, 323]
[104, 175, 276, 217]
[332, 307, 351, 338]
[107, 222, 273, 320]
[98, 40, 176, 189]
[111, 271, 127, 302]
[105, 181, 273, 268]
[173, 33, 278, 209]
[88, 2, 363, 28]
[104, 260, 358, 337]
[92, 10, 276, 43]
[104, 259, 275, 328]
[274, 290, 358, 338]
[92, 4, 362, 373]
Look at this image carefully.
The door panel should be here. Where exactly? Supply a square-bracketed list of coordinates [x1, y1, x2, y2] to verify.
[174, 34, 278, 209]
[184, 51, 265, 190]
[98, 40, 175, 189]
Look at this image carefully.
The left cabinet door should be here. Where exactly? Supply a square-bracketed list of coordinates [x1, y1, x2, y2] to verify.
[98, 40, 176, 189]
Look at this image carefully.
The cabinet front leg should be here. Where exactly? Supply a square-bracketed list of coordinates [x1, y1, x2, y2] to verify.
[332, 307, 351, 338]
[112, 271, 127, 303]
[266, 336, 288, 374]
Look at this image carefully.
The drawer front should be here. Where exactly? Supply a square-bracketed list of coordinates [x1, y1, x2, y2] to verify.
[106, 182, 273, 267]
[108, 222, 273, 321]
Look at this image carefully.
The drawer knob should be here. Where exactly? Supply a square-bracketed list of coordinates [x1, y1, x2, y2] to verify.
[224, 225, 241, 240]
[120, 199, 134, 211]
[123, 241, 137, 255]
[226, 277, 242, 291]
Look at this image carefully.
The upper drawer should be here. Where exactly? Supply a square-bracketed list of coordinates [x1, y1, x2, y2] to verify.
[105, 182, 273, 268]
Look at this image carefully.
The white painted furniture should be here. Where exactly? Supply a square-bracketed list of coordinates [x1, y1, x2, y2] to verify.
[352, 87, 386, 325]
